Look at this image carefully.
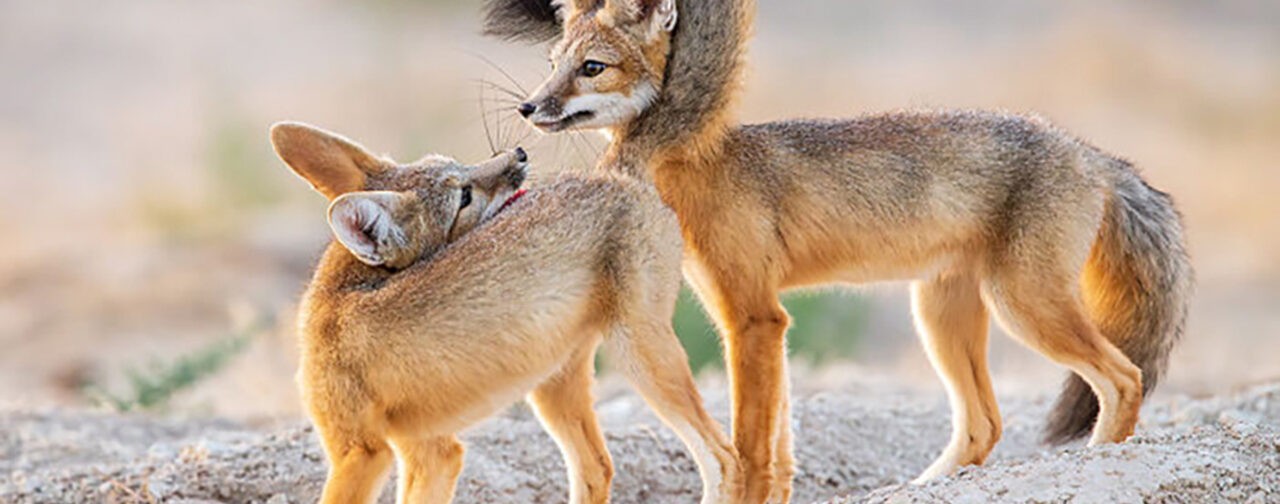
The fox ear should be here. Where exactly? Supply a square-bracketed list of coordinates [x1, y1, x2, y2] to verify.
[562, 0, 599, 18]
[327, 191, 412, 267]
[270, 121, 391, 200]
[605, 0, 676, 35]
[650, 0, 677, 32]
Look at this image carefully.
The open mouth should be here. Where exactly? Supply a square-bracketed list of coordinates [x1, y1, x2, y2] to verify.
[497, 189, 528, 213]
[533, 110, 594, 131]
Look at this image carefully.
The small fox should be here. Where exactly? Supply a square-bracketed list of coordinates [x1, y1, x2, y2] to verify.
[271, 121, 741, 504]
[486, 0, 1193, 502]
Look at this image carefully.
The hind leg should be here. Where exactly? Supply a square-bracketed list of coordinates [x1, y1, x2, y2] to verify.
[606, 322, 742, 504]
[315, 425, 394, 504]
[983, 272, 1143, 445]
[526, 345, 614, 504]
[911, 273, 1002, 483]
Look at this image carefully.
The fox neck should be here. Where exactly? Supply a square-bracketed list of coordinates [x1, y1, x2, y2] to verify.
[601, 126, 723, 174]
[596, 0, 752, 180]
[310, 242, 398, 294]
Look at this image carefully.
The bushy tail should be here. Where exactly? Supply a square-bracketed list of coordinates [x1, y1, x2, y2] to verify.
[1044, 168, 1193, 444]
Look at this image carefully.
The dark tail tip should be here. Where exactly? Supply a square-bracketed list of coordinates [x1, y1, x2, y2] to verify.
[1043, 373, 1098, 444]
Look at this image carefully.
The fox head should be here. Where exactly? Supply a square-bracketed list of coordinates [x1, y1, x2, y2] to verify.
[518, 0, 677, 132]
[270, 122, 528, 269]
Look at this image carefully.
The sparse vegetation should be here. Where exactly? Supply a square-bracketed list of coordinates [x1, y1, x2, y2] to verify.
[673, 286, 866, 374]
[84, 332, 253, 412]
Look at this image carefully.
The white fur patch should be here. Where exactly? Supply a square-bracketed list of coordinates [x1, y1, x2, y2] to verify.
[560, 82, 657, 130]
[1075, 364, 1120, 446]
[669, 420, 725, 504]
[655, 0, 678, 33]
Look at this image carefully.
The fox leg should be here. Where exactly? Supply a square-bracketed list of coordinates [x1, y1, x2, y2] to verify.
[315, 426, 394, 504]
[607, 322, 743, 504]
[983, 272, 1143, 446]
[388, 435, 464, 504]
[770, 362, 795, 503]
[711, 290, 790, 504]
[910, 273, 1002, 483]
[527, 345, 614, 504]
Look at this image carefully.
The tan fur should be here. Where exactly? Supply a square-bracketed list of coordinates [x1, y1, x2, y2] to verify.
[271, 122, 742, 504]
[507, 0, 1192, 501]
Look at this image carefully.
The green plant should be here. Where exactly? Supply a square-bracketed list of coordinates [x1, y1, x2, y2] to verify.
[85, 333, 253, 412]
[672, 285, 867, 375]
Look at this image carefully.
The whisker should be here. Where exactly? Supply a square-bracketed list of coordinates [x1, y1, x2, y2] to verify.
[500, 120, 535, 152]
[564, 129, 593, 171]
[492, 106, 510, 149]
[477, 101, 523, 119]
[510, 122, 537, 149]
[479, 100, 520, 151]
[451, 97, 521, 109]
[471, 97, 519, 108]
[477, 97, 522, 120]
[484, 94, 500, 154]
[462, 50, 531, 95]
[551, 134, 565, 174]
[500, 112, 528, 151]
[472, 79, 526, 101]
[574, 130, 604, 169]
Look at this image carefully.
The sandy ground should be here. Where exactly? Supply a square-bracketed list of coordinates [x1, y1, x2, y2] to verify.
[3, 382, 1277, 504]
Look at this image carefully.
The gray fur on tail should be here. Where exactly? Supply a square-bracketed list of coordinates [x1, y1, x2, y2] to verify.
[481, 0, 562, 43]
[1044, 164, 1193, 444]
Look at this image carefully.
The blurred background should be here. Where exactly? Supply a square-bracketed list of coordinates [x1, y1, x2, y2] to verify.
[1, 0, 1276, 421]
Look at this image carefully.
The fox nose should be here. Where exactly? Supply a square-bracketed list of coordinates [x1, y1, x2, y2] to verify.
[517, 102, 536, 118]
[513, 147, 528, 163]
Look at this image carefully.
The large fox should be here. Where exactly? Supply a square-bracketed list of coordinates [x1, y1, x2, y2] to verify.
[272, 122, 741, 504]
[484, 0, 1193, 502]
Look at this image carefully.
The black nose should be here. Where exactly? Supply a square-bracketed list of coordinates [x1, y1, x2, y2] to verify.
[517, 102, 536, 118]
[513, 147, 528, 163]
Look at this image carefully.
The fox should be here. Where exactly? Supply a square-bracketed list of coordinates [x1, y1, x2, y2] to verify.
[484, 0, 1194, 502]
[270, 121, 742, 504]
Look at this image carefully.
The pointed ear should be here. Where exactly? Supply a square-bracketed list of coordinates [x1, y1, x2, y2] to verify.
[562, 0, 601, 20]
[650, 0, 677, 32]
[327, 191, 413, 267]
[604, 0, 676, 35]
[270, 121, 391, 200]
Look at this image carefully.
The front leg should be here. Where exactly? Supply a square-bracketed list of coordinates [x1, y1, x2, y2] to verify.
[689, 269, 792, 504]
[727, 297, 792, 504]
[771, 377, 795, 503]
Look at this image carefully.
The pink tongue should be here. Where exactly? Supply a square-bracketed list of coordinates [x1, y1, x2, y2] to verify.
[498, 189, 528, 213]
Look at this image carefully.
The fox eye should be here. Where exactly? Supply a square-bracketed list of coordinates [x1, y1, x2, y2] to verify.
[459, 185, 473, 209]
[581, 60, 607, 77]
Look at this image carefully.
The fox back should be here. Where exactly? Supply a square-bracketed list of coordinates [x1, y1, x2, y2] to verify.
[270, 122, 681, 435]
